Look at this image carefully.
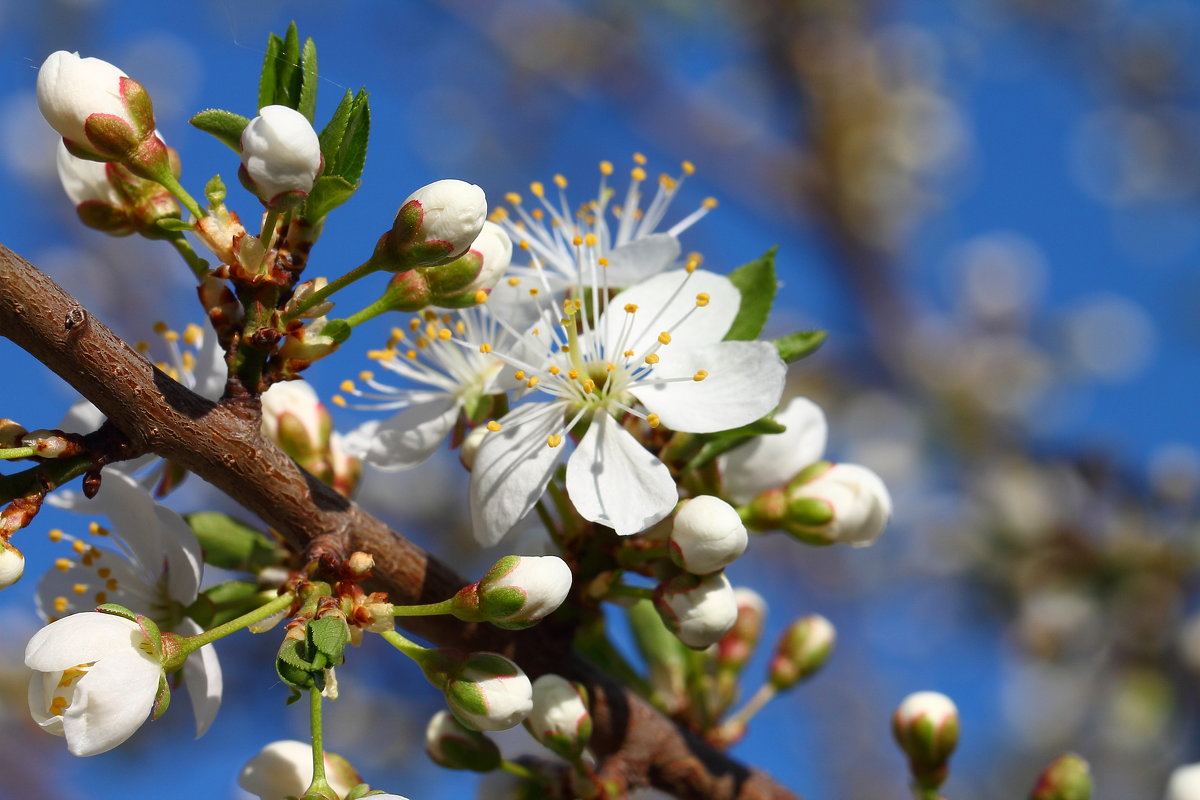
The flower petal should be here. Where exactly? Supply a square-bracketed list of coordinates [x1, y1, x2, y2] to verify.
[720, 397, 828, 504]
[25, 613, 146, 671]
[470, 403, 566, 547]
[178, 618, 223, 737]
[37, 553, 155, 621]
[342, 395, 460, 471]
[630, 340, 787, 433]
[602, 233, 680, 286]
[191, 328, 228, 401]
[599, 269, 741, 356]
[565, 414, 677, 535]
[62, 647, 161, 756]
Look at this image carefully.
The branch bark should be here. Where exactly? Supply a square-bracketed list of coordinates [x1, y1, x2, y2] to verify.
[0, 242, 799, 800]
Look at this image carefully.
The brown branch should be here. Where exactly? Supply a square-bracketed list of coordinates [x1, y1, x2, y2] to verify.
[0, 242, 798, 800]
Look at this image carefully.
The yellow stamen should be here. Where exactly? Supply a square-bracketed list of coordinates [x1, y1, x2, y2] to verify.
[568, 369, 579, 380]
[647, 413, 661, 428]
[514, 370, 526, 381]
[631, 167, 647, 182]
[183, 323, 203, 346]
[624, 303, 639, 313]
[473, 290, 488, 304]
[530, 181, 545, 198]
[658, 332, 672, 345]
[480, 343, 493, 354]
[599, 160, 614, 175]
[332, 395, 347, 407]
[554, 174, 568, 189]
[54, 558, 72, 572]
[359, 370, 375, 381]
[644, 353, 661, 365]
[548, 366, 560, 375]
[546, 434, 563, 448]
[703, 197, 719, 209]
[505, 192, 522, 205]
[438, 329, 452, 341]
[72, 583, 87, 595]
[633, 152, 647, 165]
[507, 277, 521, 287]
[486, 421, 502, 432]
[693, 370, 709, 381]
[696, 293, 710, 307]
[53, 596, 69, 614]
[340, 379, 356, 393]
[48, 529, 63, 542]
[681, 161, 696, 175]
[71, 540, 87, 555]
[584, 233, 597, 247]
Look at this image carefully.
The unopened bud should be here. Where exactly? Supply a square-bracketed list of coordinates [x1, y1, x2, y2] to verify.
[260, 379, 332, 463]
[238, 740, 361, 800]
[1030, 753, 1091, 800]
[0, 420, 28, 448]
[716, 587, 767, 673]
[437, 221, 513, 306]
[239, 105, 322, 209]
[21, 429, 85, 459]
[453, 555, 573, 630]
[277, 317, 344, 377]
[37, 51, 155, 161]
[784, 462, 892, 547]
[1166, 764, 1200, 800]
[284, 278, 335, 320]
[769, 613, 835, 690]
[346, 551, 375, 577]
[654, 572, 738, 649]
[425, 710, 502, 772]
[444, 652, 533, 731]
[892, 691, 959, 789]
[0, 539, 24, 589]
[669, 495, 748, 575]
[524, 674, 592, 761]
[376, 179, 487, 270]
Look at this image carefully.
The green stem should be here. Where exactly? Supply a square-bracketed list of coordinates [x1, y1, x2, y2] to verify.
[0, 456, 93, 504]
[379, 628, 427, 660]
[284, 259, 381, 322]
[155, 172, 205, 221]
[616, 544, 669, 568]
[534, 499, 560, 544]
[604, 584, 654, 601]
[178, 591, 295, 656]
[500, 759, 538, 781]
[344, 296, 395, 328]
[392, 598, 457, 617]
[304, 687, 336, 799]
[0, 447, 36, 460]
[721, 682, 776, 730]
[166, 234, 209, 280]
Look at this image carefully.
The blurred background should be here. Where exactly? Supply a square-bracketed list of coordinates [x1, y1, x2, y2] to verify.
[0, 0, 1198, 797]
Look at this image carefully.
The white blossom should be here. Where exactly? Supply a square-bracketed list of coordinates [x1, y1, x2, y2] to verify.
[37, 51, 131, 149]
[56, 140, 121, 207]
[669, 495, 748, 575]
[655, 572, 738, 649]
[720, 397, 827, 505]
[25, 612, 163, 756]
[470, 267, 786, 544]
[240, 105, 322, 203]
[238, 739, 361, 800]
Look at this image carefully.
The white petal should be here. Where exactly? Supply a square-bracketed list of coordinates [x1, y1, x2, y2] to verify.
[25, 613, 144, 671]
[599, 269, 741, 356]
[178, 618, 223, 737]
[630, 340, 786, 434]
[602, 234, 680, 286]
[344, 395, 460, 471]
[57, 399, 105, 435]
[470, 403, 566, 547]
[565, 414, 676, 536]
[191, 328, 228, 401]
[62, 648, 161, 756]
[27, 672, 64, 735]
[37, 555, 155, 621]
[720, 397, 828, 504]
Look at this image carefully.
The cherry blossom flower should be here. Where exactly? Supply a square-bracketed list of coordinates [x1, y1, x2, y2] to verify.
[469, 267, 786, 544]
[36, 471, 222, 738]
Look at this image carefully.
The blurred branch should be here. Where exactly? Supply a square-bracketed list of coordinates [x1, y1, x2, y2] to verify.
[0, 241, 799, 800]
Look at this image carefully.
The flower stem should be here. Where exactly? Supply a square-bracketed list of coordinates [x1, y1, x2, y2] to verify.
[178, 591, 296, 656]
[721, 682, 776, 731]
[500, 759, 538, 781]
[604, 584, 654, 602]
[344, 296, 394, 329]
[304, 687, 336, 800]
[155, 171, 205, 222]
[379, 628, 427, 660]
[0, 447, 36, 460]
[616, 544, 670, 568]
[257, 209, 282, 271]
[284, 259, 380, 322]
[166, 234, 210, 280]
[392, 598, 457, 617]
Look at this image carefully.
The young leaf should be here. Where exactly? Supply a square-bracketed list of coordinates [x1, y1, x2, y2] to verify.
[319, 89, 354, 171]
[277, 22, 303, 109]
[725, 247, 778, 341]
[189, 108, 250, 153]
[304, 175, 357, 221]
[308, 616, 350, 666]
[257, 33, 283, 110]
[774, 330, 827, 363]
[337, 89, 370, 184]
[684, 415, 787, 473]
[298, 36, 319, 123]
[184, 511, 285, 572]
[155, 218, 193, 233]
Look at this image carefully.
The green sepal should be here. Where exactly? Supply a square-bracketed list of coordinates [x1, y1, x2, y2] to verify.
[787, 496, 834, 527]
[308, 616, 350, 667]
[155, 217, 193, 232]
[774, 330, 827, 363]
[344, 786, 376, 800]
[479, 586, 526, 621]
[320, 319, 352, 345]
[136, 614, 164, 659]
[152, 673, 171, 720]
[276, 638, 319, 689]
[94, 602, 138, 622]
[189, 109, 250, 153]
[184, 511, 285, 572]
[298, 36, 319, 123]
[205, 174, 227, 207]
[683, 414, 787, 473]
[305, 175, 357, 221]
[724, 247, 777, 341]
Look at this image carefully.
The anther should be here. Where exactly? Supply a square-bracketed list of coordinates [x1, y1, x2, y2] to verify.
[473, 290, 488, 304]
[644, 354, 661, 365]
[693, 370, 709, 381]
[54, 558, 71, 572]
[625, 303, 639, 313]
[530, 181, 545, 198]
[633, 152, 648, 165]
[340, 379, 356, 393]
[647, 413, 661, 428]
[547, 434, 563, 448]
[695, 293, 710, 307]
[599, 161, 614, 175]
[658, 332, 672, 345]
[480, 343, 493, 354]
[554, 174, 568, 189]
[486, 421, 502, 432]
[631, 167, 647, 182]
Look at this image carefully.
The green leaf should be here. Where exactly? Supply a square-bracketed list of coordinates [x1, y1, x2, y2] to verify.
[189, 108, 250, 152]
[336, 90, 370, 184]
[308, 616, 350, 666]
[257, 33, 283, 110]
[298, 36, 319, 123]
[185, 512, 285, 572]
[319, 90, 354, 170]
[684, 415, 787, 473]
[204, 174, 227, 207]
[304, 175, 357, 221]
[155, 218, 193, 233]
[277, 22, 303, 109]
[774, 330, 827, 362]
[192, 580, 261, 627]
[725, 247, 777, 341]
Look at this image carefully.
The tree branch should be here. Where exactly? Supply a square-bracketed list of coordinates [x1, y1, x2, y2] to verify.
[0, 242, 799, 800]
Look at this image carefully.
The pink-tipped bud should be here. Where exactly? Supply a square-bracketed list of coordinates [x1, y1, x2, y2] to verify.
[444, 652, 533, 732]
[524, 674, 592, 761]
[784, 462, 892, 547]
[239, 105, 322, 209]
[892, 691, 959, 789]
[453, 555, 573, 630]
[768, 614, 835, 690]
[1030, 753, 1092, 800]
[377, 179, 487, 270]
[425, 710, 502, 772]
[37, 51, 153, 159]
[654, 572, 738, 649]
